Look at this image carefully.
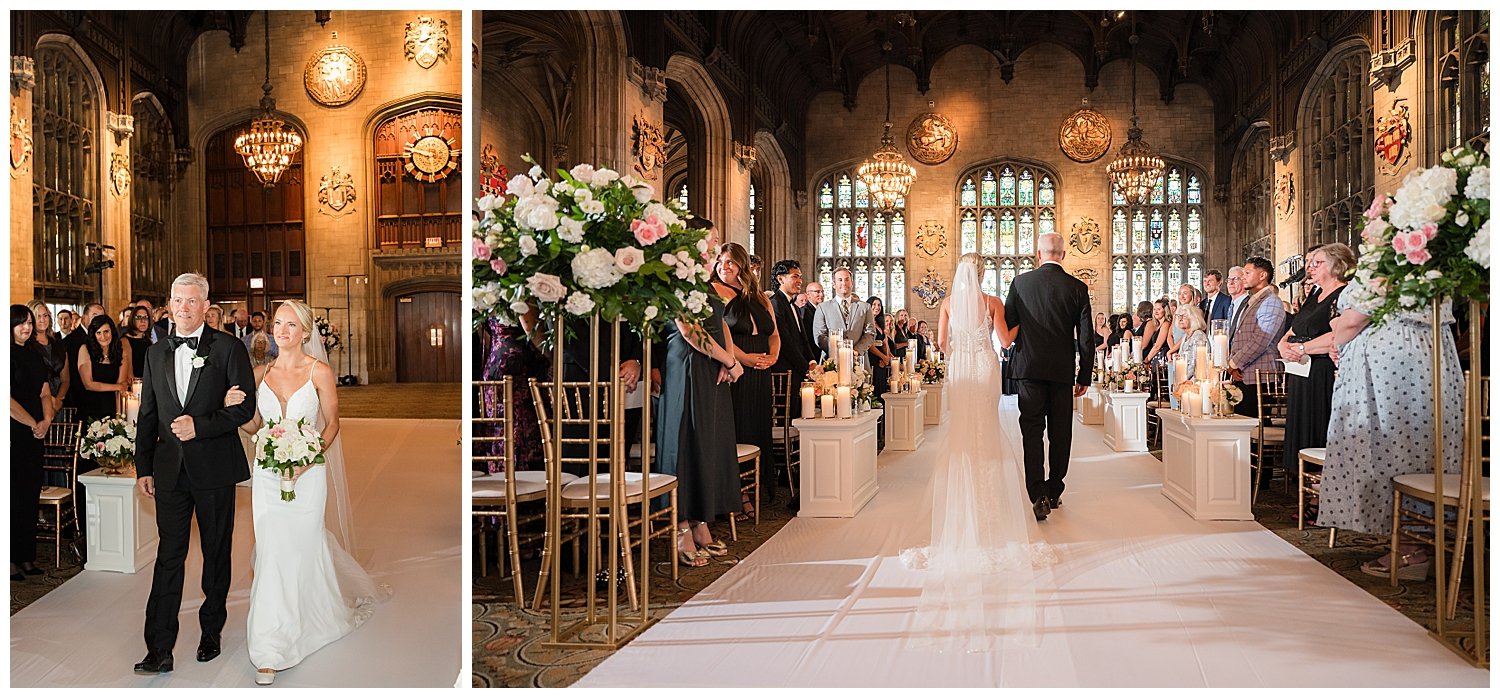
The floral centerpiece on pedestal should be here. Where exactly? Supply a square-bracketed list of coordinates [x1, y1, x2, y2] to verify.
[1351, 144, 1489, 326]
[915, 358, 946, 384]
[1104, 361, 1149, 391]
[469, 155, 717, 343]
[78, 415, 136, 474]
[1171, 380, 1243, 415]
[315, 315, 341, 354]
[808, 358, 878, 409]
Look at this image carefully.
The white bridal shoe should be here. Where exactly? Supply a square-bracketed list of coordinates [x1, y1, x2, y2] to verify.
[255, 668, 275, 685]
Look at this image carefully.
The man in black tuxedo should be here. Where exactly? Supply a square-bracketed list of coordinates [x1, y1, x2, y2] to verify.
[134, 273, 257, 674]
[1004, 233, 1095, 521]
[799, 281, 824, 361]
[768, 260, 812, 388]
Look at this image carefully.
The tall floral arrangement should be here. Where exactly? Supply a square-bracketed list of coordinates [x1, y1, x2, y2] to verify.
[1352, 144, 1489, 326]
[315, 315, 341, 353]
[470, 156, 717, 342]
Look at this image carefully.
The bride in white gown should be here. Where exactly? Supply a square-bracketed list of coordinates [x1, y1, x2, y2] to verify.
[900, 253, 1054, 652]
[226, 300, 390, 685]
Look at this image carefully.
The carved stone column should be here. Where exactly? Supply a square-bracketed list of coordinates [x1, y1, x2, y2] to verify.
[101, 110, 135, 312]
[10, 56, 36, 300]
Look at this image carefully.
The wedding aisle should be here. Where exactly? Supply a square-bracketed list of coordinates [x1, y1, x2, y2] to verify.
[9, 419, 462, 688]
[577, 398, 1488, 687]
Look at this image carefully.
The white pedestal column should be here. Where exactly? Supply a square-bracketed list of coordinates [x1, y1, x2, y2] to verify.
[1102, 390, 1149, 452]
[79, 467, 159, 573]
[922, 382, 949, 426]
[1160, 409, 1259, 521]
[793, 409, 882, 518]
[1075, 386, 1104, 425]
[881, 392, 926, 451]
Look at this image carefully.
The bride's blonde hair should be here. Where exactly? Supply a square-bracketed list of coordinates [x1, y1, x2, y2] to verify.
[276, 299, 317, 345]
[958, 252, 983, 269]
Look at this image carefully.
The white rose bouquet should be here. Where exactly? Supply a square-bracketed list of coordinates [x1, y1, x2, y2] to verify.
[470, 154, 717, 345]
[78, 415, 137, 474]
[253, 417, 326, 502]
[1353, 143, 1489, 326]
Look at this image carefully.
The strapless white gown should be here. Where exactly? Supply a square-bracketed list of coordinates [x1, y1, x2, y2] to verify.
[246, 377, 376, 670]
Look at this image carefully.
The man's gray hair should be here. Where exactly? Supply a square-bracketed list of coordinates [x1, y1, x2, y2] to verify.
[170, 272, 210, 296]
[1038, 232, 1066, 258]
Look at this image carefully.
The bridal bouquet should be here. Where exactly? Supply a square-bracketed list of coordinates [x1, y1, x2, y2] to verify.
[253, 417, 326, 502]
[78, 415, 136, 473]
[470, 155, 717, 344]
[915, 358, 946, 384]
[1352, 144, 1489, 326]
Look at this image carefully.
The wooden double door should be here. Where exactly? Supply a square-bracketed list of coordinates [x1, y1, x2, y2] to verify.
[395, 291, 460, 382]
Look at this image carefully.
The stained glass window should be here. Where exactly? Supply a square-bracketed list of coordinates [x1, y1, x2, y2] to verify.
[958, 160, 1060, 299]
[817, 169, 907, 310]
[1110, 161, 1206, 312]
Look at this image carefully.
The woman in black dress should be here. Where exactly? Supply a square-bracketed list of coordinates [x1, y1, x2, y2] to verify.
[25, 300, 70, 415]
[716, 241, 777, 521]
[123, 306, 153, 380]
[11, 304, 54, 580]
[1278, 243, 1353, 482]
[1106, 313, 1134, 350]
[477, 315, 548, 471]
[76, 315, 130, 425]
[867, 297, 893, 397]
[658, 219, 744, 565]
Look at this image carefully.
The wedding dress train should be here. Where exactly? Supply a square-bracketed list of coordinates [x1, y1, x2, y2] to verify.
[900, 260, 1055, 653]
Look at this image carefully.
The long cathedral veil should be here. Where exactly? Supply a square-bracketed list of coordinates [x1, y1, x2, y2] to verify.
[900, 259, 1053, 652]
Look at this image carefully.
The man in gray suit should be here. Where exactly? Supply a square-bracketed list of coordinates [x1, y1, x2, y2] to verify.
[812, 267, 877, 356]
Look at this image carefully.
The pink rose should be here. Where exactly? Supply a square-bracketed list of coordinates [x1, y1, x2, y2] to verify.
[1364, 194, 1390, 220]
[490, 257, 508, 274]
[1419, 222, 1439, 241]
[472, 237, 491, 260]
[1406, 247, 1432, 265]
[614, 246, 645, 274]
[630, 215, 668, 246]
[526, 272, 567, 303]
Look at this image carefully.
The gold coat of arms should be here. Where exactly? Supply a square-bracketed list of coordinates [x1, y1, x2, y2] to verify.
[906, 102, 958, 165]
[914, 221, 947, 258]
[1274, 172, 1295, 220]
[1059, 102, 1111, 163]
[304, 45, 367, 107]
[318, 164, 357, 217]
[109, 153, 130, 197]
[1374, 100, 1412, 174]
[1069, 216, 1102, 255]
[632, 115, 666, 178]
[404, 17, 451, 70]
[10, 104, 32, 179]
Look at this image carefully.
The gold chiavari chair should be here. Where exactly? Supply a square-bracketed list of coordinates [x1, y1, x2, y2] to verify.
[1296, 447, 1334, 547]
[38, 420, 81, 568]
[472, 378, 560, 607]
[769, 371, 800, 500]
[731, 444, 760, 541]
[1251, 370, 1289, 503]
[1146, 363, 1171, 449]
[530, 379, 679, 611]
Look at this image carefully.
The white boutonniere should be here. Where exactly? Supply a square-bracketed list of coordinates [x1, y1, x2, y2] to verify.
[191, 356, 206, 369]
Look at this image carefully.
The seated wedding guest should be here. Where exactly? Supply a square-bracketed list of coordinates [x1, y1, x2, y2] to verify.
[124, 306, 154, 380]
[1168, 284, 1201, 358]
[659, 216, 743, 561]
[477, 311, 548, 472]
[716, 241, 778, 520]
[1226, 256, 1281, 420]
[205, 304, 225, 333]
[1142, 298, 1171, 366]
[55, 309, 76, 338]
[25, 301, 70, 414]
[11, 305, 54, 581]
[1170, 305, 1210, 410]
[76, 315, 131, 424]
[768, 259, 813, 387]
[1277, 243, 1352, 487]
[1317, 274, 1463, 579]
[800, 281, 824, 360]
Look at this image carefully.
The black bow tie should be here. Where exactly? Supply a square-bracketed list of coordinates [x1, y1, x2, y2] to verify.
[170, 335, 199, 350]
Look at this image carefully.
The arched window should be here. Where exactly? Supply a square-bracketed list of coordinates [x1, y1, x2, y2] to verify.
[374, 106, 463, 248]
[206, 120, 306, 305]
[1428, 11, 1489, 158]
[1110, 161, 1206, 313]
[32, 44, 98, 299]
[1301, 47, 1373, 249]
[1231, 128, 1274, 261]
[957, 161, 1058, 298]
[748, 180, 760, 256]
[131, 96, 173, 303]
[815, 170, 906, 311]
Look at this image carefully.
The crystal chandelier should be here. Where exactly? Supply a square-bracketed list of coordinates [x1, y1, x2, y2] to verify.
[235, 12, 303, 188]
[858, 57, 916, 212]
[1106, 29, 1164, 207]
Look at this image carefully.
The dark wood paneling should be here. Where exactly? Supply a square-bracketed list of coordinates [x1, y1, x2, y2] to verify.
[395, 291, 460, 383]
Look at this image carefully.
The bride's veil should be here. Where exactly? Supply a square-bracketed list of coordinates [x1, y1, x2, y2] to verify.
[900, 258, 1051, 652]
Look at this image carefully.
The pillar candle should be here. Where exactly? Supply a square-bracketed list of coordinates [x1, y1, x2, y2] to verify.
[1194, 345, 1210, 381]
[1173, 357, 1188, 387]
[801, 385, 816, 417]
[124, 394, 140, 423]
[1183, 392, 1199, 416]
[838, 346, 854, 385]
[1199, 381, 1212, 416]
[1096, 351, 1106, 372]
[131, 378, 143, 399]
[822, 394, 836, 419]
[910, 377, 923, 394]
[1131, 337, 1142, 364]
[836, 386, 853, 418]
[1212, 333, 1229, 368]
[1124, 378, 1134, 393]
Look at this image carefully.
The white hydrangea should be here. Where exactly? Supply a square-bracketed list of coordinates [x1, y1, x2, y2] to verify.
[564, 291, 596, 316]
[556, 217, 585, 244]
[643, 202, 681, 227]
[1464, 219, 1489, 268]
[1388, 166, 1459, 230]
[513, 194, 560, 231]
[590, 168, 620, 188]
[572, 247, 623, 288]
[1464, 165, 1489, 200]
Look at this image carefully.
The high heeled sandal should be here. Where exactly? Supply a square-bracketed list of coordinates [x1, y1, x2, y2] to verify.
[678, 530, 709, 567]
[733, 496, 757, 523]
[701, 538, 730, 556]
[1360, 551, 1429, 581]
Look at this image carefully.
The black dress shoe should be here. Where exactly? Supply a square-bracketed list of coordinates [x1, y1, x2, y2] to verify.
[134, 649, 174, 674]
[1047, 496, 1062, 510]
[196, 634, 221, 662]
[1032, 497, 1051, 521]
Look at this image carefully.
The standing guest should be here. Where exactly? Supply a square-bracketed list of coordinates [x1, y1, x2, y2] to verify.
[716, 241, 777, 521]
[56, 309, 76, 338]
[1092, 312, 1109, 348]
[1200, 269, 1232, 322]
[1226, 257, 1281, 420]
[248, 333, 275, 368]
[1132, 301, 1153, 337]
[62, 303, 105, 412]
[1224, 266, 1248, 333]
[244, 311, 279, 360]
[768, 259, 813, 387]
[77, 315, 132, 423]
[478, 313, 548, 472]
[205, 304, 226, 333]
[1277, 243, 1353, 486]
[134, 297, 165, 342]
[658, 217, 743, 563]
[1105, 313, 1134, 350]
[812, 268, 877, 356]
[889, 308, 911, 365]
[1170, 305, 1211, 410]
[915, 320, 932, 360]
[230, 308, 252, 339]
[1142, 299, 1171, 365]
[25, 301, 71, 414]
[125, 307, 155, 380]
[1316, 276, 1463, 579]
[866, 298, 894, 417]
[800, 281, 824, 360]
[1168, 284, 1202, 357]
[11, 305, 55, 580]
[748, 255, 763, 288]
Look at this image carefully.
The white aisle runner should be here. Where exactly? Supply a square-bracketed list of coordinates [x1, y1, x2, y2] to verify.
[578, 398, 1487, 687]
[10, 419, 462, 688]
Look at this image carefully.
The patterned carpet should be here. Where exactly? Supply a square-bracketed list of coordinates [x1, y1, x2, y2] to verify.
[471, 461, 1487, 688]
